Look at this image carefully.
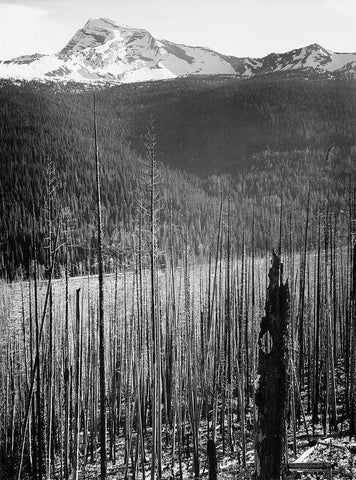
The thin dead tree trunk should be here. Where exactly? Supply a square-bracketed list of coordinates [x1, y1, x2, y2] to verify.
[94, 93, 107, 479]
[33, 208, 43, 480]
[64, 220, 70, 480]
[73, 288, 82, 480]
[144, 121, 162, 480]
[350, 241, 356, 438]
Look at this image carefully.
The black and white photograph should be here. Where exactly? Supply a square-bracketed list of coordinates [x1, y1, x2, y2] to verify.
[0, 0, 356, 478]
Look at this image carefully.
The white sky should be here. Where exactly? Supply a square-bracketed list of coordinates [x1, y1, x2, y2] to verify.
[0, 0, 355, 60]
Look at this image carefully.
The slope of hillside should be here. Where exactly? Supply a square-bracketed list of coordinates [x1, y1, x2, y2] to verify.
[96, 73, 356, 175]
[1, 74, 355, 278]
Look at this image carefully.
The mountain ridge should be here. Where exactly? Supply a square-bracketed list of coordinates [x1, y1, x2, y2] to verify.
[1, 17, 356, 84]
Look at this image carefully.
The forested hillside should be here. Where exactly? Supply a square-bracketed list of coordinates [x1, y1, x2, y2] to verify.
[1, 74, 356, 278]
[106, 72, 356, 174]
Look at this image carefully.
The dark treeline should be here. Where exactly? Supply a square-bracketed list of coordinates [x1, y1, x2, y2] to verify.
[1, 75, 356, 279]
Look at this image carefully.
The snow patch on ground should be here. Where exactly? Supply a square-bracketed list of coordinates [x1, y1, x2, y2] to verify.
[0, 55, 62, 80]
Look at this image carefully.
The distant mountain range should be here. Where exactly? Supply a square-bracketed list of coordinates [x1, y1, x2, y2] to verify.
[1, 18, 356, 84]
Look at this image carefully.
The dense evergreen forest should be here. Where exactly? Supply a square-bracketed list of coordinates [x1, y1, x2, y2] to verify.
[1, 74, 356, 279]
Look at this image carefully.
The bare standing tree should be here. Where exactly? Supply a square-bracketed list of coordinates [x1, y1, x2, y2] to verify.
[94, 93, 107, 479]
[144, 121, 163, 480]
[350, 240, 356, 438]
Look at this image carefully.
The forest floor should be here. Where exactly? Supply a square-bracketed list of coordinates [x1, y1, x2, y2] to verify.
[53, 417, 356, 479]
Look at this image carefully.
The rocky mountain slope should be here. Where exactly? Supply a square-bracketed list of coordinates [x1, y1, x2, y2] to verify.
[0, 18, 356, 84]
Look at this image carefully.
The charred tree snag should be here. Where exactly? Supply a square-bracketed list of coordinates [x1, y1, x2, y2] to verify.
[207, 439, 217, 480]
[255, 251, 289, 480]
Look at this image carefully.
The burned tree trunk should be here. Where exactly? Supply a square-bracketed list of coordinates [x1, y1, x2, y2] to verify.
[207, 439, 217, 480]
[350, 242, 356, 438]
[255, 251, 289, 480]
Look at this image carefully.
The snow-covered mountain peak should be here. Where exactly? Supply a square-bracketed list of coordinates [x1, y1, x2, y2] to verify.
[84, 17, 119, 29]
[305, 43, 326, 51]
[302, 43, 332, 58]
[59, 17, 142, 57]
[0, 19, 356, 84]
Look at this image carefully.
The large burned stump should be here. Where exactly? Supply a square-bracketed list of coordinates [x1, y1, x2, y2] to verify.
[255, 251, 289, 480]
